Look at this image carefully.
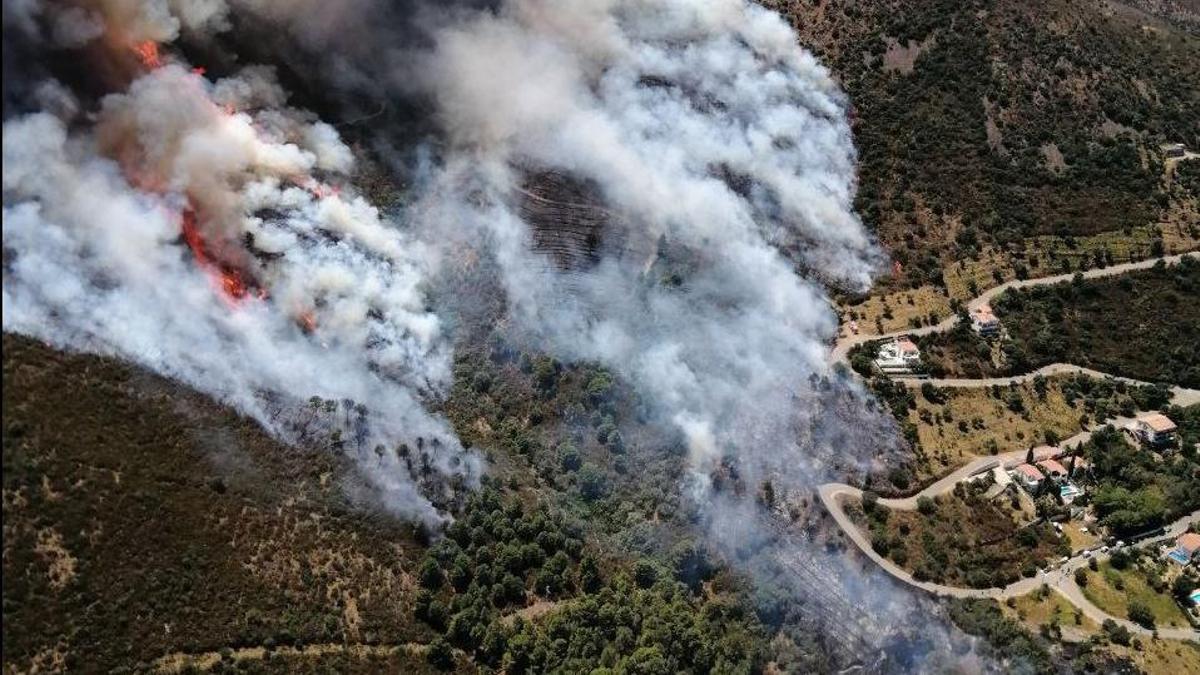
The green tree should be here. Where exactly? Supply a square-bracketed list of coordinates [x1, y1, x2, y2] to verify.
[578, 464, 608, 501]
[558, 442, 581, 472]
[1127, 601, 1154, 629]
[419, 556, 443, 589]
[427, 638, 455, 671]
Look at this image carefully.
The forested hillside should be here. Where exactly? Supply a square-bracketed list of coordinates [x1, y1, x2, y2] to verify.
[771, 0, 1200, 290]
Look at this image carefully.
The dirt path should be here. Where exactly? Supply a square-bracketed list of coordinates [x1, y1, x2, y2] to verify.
[830, 252, 1198, 365]
[894, 363, 1200, 407]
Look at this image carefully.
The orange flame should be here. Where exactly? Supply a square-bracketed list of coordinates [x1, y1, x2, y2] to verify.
[181, 208, 259, 305]
[290, 175, 340, 200]
[133, 41, 162, 69]
[298, 311, 318, 333]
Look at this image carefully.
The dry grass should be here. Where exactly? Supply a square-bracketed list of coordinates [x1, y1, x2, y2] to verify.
[839, 285, 952, 335]
[908, 379, 1084, 478]
[1118, 638, 1200, 675]
[864, 488, 1067, 588]
[941, 225, 1200, 301]
[1061, 521, 1100, 554]
[1005, 589, 1097, 635]
[155, 642, 447, 674]
[881, 34, 937, 74]
[1078, 561, 1192, 629]
[1004, 591, 1200, 675]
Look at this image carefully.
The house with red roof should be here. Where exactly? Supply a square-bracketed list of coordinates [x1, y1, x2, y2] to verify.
[970, 304, 1000, 337]
[1036, 459, 1069, 482]
[1170, 533, 1200, 565]
[1126, 413, 1178, 449]
[1011, 463, 1044, 491]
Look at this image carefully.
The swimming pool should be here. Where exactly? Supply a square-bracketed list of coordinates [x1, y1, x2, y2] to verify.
[1167, 549, 1191, 565]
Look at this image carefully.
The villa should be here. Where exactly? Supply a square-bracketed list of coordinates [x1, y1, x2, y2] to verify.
[1126, 413, 1178, 449]
[1036, 459, 1069, 482]
[1011, 463, 1044, 491]
[1169, 532, 1200, 565]
[970, 304, 1000, 337]
[874, 337, 922, 374]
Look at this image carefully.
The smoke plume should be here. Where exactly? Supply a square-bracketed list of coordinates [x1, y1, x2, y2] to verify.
[3, 53, 476, 526]
[3, 0, 981, 666]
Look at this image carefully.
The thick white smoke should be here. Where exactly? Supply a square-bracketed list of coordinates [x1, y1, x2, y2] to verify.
[414, 0, 881, 485]
[2, 62, 478, 526]
[3, 0, 977, 664]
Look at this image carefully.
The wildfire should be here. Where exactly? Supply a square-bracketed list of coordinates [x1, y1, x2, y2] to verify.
[292, 176, 341, 200]
[298, 310, 318, 333]
[181, 208, 259, 304]
[133, 41, 162, 69]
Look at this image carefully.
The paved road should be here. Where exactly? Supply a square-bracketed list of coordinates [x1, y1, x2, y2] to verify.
[830, 252, 1198, 366]
[894, 363, 1200, 407]
[862, 409, 1141, 511]
[820, 255, 1200, 639]
[817, 483, 1200, 641]
[1046, 515, 1200, 641]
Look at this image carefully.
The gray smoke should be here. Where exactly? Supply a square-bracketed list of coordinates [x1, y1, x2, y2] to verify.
[413, 0, 880, 483]
[2, 63, 478, 526]
[3, 0, 983, 666]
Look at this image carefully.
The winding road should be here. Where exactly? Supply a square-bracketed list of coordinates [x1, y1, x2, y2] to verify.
[817, 481, 1199, 641]
[818, 250, 1200, 642]
[830, 252, 1198, 366]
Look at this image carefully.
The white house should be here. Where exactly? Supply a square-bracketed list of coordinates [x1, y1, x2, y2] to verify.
[1126, 413, 1178, 449]
[874, 337, 922, 374]
[1011, 463, 1044, 492]
[970, 304, 1000, 337]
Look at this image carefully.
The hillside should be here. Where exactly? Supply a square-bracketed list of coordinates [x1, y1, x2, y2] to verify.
[770, 0, 1200, 292]
[1, 335, 447, 672]
[5, 0, 1200, 672]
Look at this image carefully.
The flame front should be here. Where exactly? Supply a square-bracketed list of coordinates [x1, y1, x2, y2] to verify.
[133, 41, 162, 69]
[180, 207, 257, 304]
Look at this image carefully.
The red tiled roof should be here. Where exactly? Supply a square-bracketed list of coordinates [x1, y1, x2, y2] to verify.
[972, 305, 998, 323]
[1178, 533, 1200, 554]
[1037, 459, 1068, 476]
[1139, 413, 1177, 433]
[1014, 464, 1044, 481]
[1032, 446, 1060, 461]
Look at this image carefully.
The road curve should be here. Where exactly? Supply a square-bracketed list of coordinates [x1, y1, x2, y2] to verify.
[817, 482, 1200, 641]
[822, 255, 1200, 639]
[831, 252, 1198, 366]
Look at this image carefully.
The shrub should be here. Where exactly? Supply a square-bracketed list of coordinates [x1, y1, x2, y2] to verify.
[1102, 619, 1132, 646]
[1127, 601, 1154, 629]
[862, 491, 880, 514]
